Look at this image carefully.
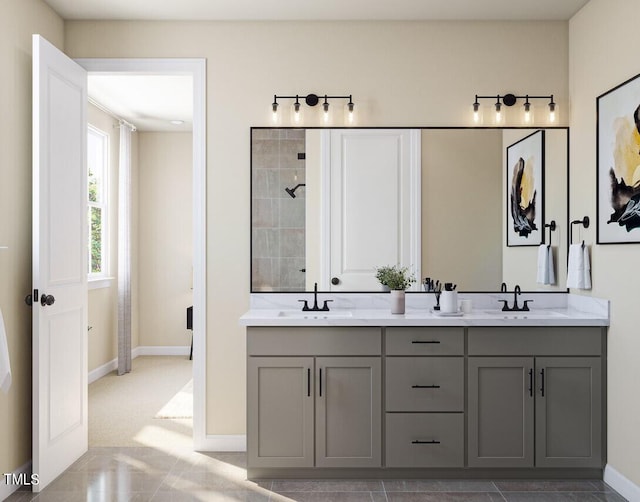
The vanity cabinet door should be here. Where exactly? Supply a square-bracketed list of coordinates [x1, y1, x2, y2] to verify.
[468, 357, 534, 468]
[315, 357, 382, 467]
[535, 357, 602, 468]
[247, 357, 314, 468]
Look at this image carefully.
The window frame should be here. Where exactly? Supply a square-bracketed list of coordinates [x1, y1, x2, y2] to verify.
[87, 124, 110, 281]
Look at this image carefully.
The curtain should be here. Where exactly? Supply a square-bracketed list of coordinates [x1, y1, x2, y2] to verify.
[118, 122, 133, 375]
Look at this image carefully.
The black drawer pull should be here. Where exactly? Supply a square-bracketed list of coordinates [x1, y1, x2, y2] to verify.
[307, 368, 311, 397]
[411, 385, 441, 389]
[411, 340, 441, 344]
[412, 440, 441, 444]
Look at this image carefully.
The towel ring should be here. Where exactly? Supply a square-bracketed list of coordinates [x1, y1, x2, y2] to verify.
[544, 220, 556, 247]
[570, 216, 590, 245]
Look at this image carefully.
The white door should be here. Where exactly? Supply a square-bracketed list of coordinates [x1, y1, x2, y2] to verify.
[32, 34, 88, 492]
[324, 129, 421, 291]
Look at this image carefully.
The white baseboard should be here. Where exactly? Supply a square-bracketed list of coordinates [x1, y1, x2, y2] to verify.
[0, 460, 32, 500]
[605, 464, 639, 502]
[133, 346, 190, 357]
[89, 347, 190, 384]
[195, 434, 247, 452]
[88, 358, 118, 384]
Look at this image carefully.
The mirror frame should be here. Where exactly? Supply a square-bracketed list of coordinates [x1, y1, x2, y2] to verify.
[250, 126, 570, 294]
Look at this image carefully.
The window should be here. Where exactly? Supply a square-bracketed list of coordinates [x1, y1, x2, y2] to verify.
[87, 125, 109, 278]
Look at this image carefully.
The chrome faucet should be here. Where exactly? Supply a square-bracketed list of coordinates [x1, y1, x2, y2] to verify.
[499, 284, 533, 311]
[299, 282, 333, 312]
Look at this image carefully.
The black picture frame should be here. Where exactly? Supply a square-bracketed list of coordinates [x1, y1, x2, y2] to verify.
[596, 72, 640, 244]
[506, 130, 545, 247]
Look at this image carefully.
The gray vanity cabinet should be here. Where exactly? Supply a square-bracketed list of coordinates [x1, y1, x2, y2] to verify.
[467, 357, 535, 467]
[247, 327, 382, 470]
[535, 357, 602, 468]
[316, 357, 382, 467]
[467, 328, 604, 469]
[247, 357, 314, 468]
[385, 327, 465, 468]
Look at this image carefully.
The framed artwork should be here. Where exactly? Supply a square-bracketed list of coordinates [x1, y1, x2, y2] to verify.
[506, 130, 545, 246]
[597, 72, 640, 244]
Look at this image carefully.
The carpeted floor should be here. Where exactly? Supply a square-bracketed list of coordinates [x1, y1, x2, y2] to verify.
[89, 356, 193, 450]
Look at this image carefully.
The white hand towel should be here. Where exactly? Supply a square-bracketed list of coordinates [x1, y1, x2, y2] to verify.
[567, 244, 583, 288]
[582, 245, 591, 290]
[537, 245, 556, 285]
[0, 308, 11, 394]
[567, 243, 590, 289]
[547, 246, 556, 285]
[537, 244, 549, 284]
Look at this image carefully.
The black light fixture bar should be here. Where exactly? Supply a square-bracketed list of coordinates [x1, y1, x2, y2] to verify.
[271, 93, 355, 125]
[472, 93, 557, 124]
[273, 93, 353, 105]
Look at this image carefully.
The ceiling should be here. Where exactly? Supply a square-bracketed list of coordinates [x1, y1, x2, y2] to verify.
[88, 75, 193, 132]
[46, 0, 590, 21]
[78, 0, 589, 132]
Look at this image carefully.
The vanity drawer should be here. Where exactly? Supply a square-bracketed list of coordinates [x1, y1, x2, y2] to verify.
[386, 357, 464, 411]
[386, 413, 464, 467]
[247, 327, 381, 356]
[385, 327, 464, 355]
[468, 327, 603, 356]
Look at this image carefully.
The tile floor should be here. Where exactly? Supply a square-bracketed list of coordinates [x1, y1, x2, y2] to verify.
[5, 447, 627, 502]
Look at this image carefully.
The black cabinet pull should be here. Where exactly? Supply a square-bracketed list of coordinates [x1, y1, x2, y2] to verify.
[411, 340, 441, 344]
[528, 368, 533, 397]
[319, 368, 322, 397]
[412, 440, 441, 444]
[411, 385, 441, 389]
[307, 368, 311, 397]
[540, 368, 545, 397]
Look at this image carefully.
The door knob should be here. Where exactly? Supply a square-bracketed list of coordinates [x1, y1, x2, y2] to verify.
[40, 294, 55, 307]
[331, 277, 340, 285]
[25, 294, 33, 306]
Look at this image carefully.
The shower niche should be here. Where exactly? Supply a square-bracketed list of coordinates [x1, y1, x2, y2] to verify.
[251, 129, 306, 291]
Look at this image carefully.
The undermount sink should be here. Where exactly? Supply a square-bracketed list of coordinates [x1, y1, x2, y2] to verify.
[277, 310, 353, 319]
[483, 310, 567, 319]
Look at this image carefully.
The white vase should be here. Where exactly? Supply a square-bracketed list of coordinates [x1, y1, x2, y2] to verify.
[390, 290, 405, 314]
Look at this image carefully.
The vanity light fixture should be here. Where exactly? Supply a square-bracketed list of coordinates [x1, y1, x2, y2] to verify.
[472, 93, 558, 125]
[271, 93, 355, 125]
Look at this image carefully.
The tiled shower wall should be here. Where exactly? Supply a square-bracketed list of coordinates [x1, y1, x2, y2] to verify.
[252, 129, 306, 291]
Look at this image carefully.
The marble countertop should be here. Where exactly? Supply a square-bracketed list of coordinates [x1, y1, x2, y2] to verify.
[239, 307, 609, 327]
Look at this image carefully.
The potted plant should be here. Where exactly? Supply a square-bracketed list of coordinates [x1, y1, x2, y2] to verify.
[375, 265, 416, 314]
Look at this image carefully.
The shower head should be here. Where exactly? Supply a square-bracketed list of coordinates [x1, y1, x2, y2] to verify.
[284, 183, 306, 199]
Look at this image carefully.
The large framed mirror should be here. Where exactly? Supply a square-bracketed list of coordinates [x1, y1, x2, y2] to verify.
[251, 127, 568, 293]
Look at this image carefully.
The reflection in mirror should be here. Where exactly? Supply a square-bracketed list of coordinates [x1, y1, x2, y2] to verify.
[251, 127, 568, 293]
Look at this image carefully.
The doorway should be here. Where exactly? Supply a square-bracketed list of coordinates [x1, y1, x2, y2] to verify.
[78, 58, 207, 450]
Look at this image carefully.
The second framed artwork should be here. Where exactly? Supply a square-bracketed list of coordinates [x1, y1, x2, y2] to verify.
[506, 130, 545, 247]
[597, 71, 640, 244]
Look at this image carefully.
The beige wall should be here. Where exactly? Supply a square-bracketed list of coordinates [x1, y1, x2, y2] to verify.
[0, 0, 63, 482]
[137, 132, 193, 347]
[570, 0, 640, 487]
[421, 129, 502, 290]
[64, 20, 569, 435]
[502, 129, 568, 291]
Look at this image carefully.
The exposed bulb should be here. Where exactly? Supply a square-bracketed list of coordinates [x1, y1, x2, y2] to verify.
[347, 102, 354, 124]
[293, 102, 301, 124]
[271, 102, 279, 124]
[323, 102, 330, 123]
[495, 102, 502, 124]
[523, 102, 532, 124]
[549, 104, 556, 123]
[473, 103, 480, 124]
